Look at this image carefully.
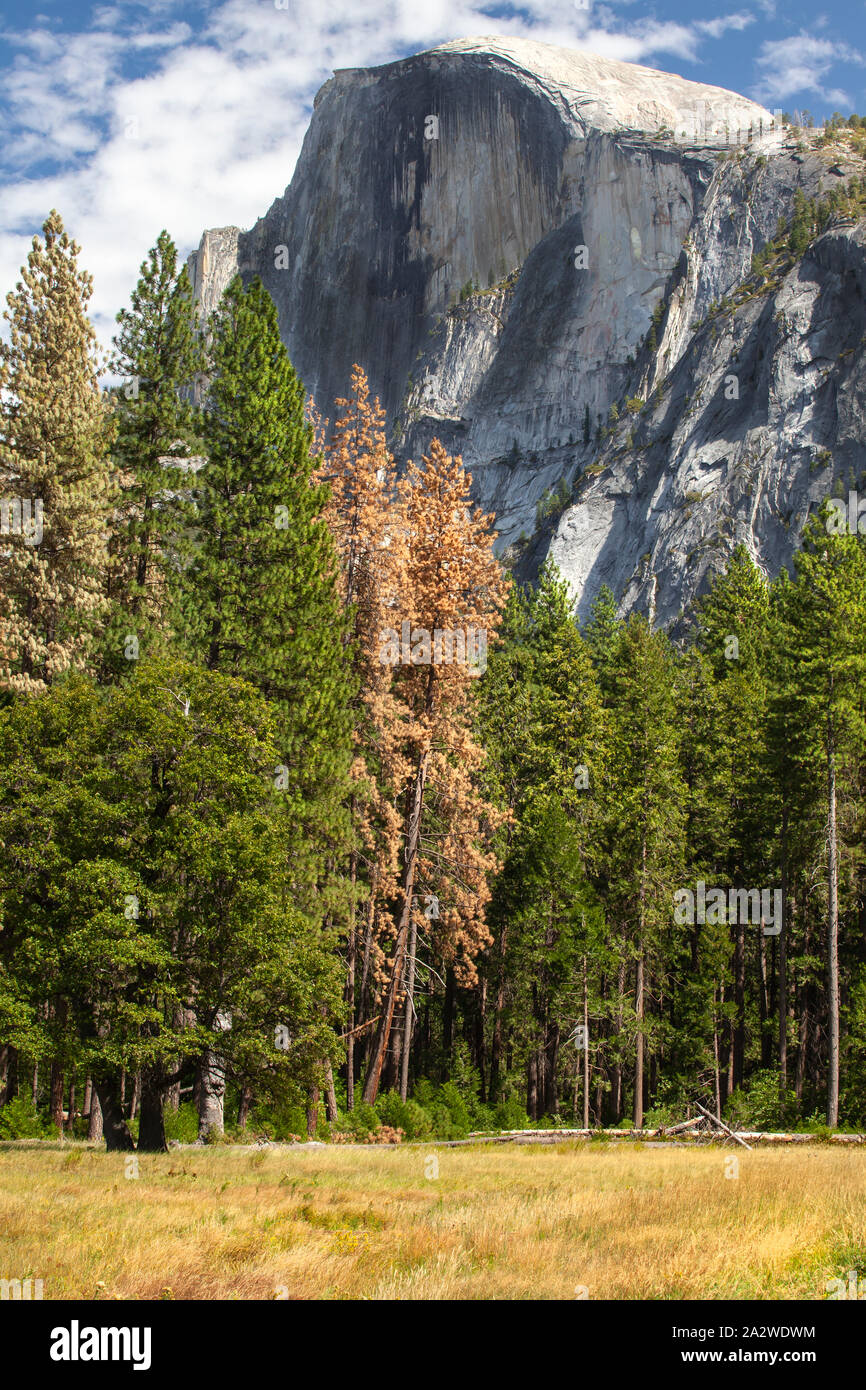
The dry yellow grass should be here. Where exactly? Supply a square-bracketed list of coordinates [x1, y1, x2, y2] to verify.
[1, 1139, 863, 1300]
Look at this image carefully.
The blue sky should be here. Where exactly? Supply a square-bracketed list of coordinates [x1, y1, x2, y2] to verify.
[1, 0, 864, 344]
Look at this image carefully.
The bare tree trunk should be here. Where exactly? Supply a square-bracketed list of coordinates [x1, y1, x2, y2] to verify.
[442, 967, 455, 1081]
[779, 809, 789, 1092]
[67, 1080, 76, 1133]
[826, 718, 840, 1127]
[357, 867, 378, 1081]
[385, 1010, 403, 1093]
[613, 949, 626, 1120]
[795, 990, 809, 1102]
[713, 988, 721, 1120]
[634, 832, 647, 1129]
[198, 1052, 226, 1140]
[527, 1051, 539, 1121]
[544, 1019, 560, 1116]
[733, 913, 745, 1091]
[362, 749, 429, 1104]
[198, 1008, 230, 1141]
[634, 954, 645, 1128]
[50, 1060, 64, 1133]
[489, 922, 508, 1104]
[399, 901, 419, 1102]
[759, 934, 771, 1067]
[346, 913, 357, 1112]
[582, 955, 590, 1131]
[31, 1061, 38, 1107]
[129, 1070, 142, 1122]
[323, 1061, 339, 1123]
[94, 1077, 135, 1151]
[306, 1085, 319, 1140]
[475, 978, 487, 1104]
[237, 1084, 253, 1130]
[137, 1069, 167, 1152]
[88, 1087, 103, 1142]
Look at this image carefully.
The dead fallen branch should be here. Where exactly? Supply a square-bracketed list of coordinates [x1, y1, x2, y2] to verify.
[695, 1102, 752, 1151]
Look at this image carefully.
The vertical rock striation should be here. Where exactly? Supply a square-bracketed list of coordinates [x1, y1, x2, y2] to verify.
[190, 36, 865, 620]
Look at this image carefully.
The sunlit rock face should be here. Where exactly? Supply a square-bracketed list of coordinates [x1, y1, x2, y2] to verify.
[190, 36, 865, 622]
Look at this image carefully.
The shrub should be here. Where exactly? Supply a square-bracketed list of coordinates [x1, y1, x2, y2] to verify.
[724, 1070, 799, 1131]
[0, 1097, 49, 1140]
[492, 1093, 532, 1131]
[401, 1100, 433, 1140]
[375, 1091, 434, 1140]
[246, 1097, 309, 1141]
[436, 1081, 472, 1135]
[409, 1079, 471, 1138]
[164, 1102, 199, 1144]
[333, 1101, 380, 1141]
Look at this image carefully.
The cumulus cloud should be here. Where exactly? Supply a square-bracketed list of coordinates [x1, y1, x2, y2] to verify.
[0, 0, 850, 350]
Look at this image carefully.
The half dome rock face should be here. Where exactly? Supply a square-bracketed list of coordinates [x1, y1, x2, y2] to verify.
[190, 37, 864, 622]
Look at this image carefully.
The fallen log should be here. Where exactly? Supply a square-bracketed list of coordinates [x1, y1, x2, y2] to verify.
[426, 1124, 866, 1149]
[694, 1103, 752, 1150]
[663, 1116, 705, 1136]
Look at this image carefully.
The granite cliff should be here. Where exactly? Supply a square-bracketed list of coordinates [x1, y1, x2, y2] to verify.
[189, 36, 866, 622]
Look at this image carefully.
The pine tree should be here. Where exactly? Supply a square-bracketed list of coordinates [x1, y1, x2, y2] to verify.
[177, 274, 356, 1133]
[319, 364, 410, 1107]
[0, 211, 114, 693]
[479, 562, 606, 1113]
[361, 438, 508, 1103]
[604, 615, 685, 1126]
[583, 584, 622, 699]
[104, 230, 203, 669]
[0, 659, 341, 1151]
[677, 647, 736, 1115]
[181, 275, 356, 916]
[773, 520, 866, 1123]
[765, 568, 819, 1100]
[694, 547, 773, 1094]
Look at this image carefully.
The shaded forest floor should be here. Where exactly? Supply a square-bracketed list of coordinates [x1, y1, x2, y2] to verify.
[1, 1140, 864, 1299]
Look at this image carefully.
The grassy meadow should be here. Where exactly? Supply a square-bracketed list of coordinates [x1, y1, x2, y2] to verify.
[1, 1139, 864, 1300]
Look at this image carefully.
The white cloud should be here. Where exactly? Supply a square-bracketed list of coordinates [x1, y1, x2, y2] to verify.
[696, 14, 755, 41]
[753, 32, 864, 104]
[0, 0, 840, 352]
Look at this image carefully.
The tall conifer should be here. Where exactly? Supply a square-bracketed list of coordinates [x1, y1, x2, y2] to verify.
[105, 230, 203, 665]
[0, 211, 114, 693]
